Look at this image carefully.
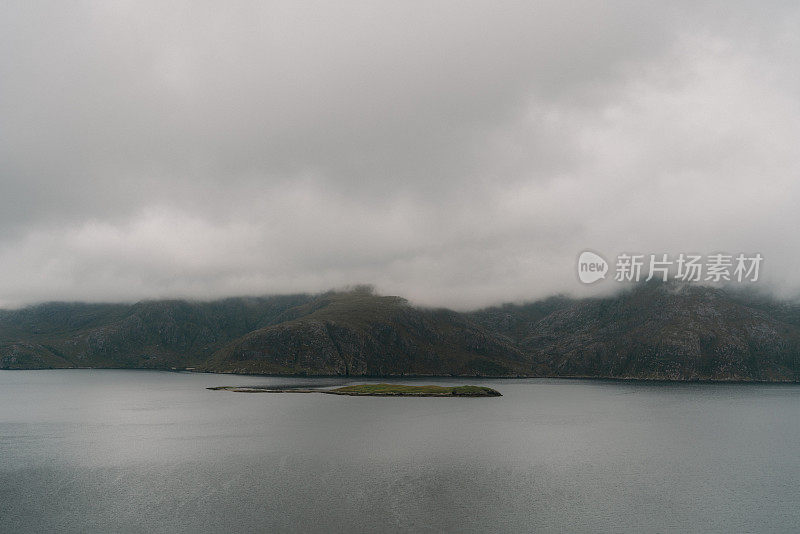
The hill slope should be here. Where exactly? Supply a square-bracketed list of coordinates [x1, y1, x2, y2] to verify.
[204, 290, 528, 376]
[471, 282, 800, 381]
[0, 295, 313, 369]
[2, 283, 799, 381]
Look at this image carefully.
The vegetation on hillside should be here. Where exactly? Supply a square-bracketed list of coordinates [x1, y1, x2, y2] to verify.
[2, 282, 800, 381]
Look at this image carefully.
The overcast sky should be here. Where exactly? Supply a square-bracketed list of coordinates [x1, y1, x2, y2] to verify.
[1, 1, 799, 309]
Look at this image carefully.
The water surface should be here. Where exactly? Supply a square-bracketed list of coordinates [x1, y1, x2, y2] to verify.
[1, 370, 798, 533]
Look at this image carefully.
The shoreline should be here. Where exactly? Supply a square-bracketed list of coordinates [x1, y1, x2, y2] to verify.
[3, 366, 798, 385]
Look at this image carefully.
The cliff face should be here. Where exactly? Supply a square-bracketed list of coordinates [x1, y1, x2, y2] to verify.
[2, 283, 799, 381]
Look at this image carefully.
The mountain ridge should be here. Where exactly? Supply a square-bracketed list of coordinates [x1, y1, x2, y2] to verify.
[2, 283, 799, 381]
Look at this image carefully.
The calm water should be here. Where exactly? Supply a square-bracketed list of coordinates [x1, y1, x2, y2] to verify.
[1, 370, 799, 533]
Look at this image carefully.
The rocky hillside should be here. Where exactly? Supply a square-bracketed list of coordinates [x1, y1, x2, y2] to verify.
[2, 283, 799, 381]
[204, 290, 527, 376]
[0, 295, 313, 370]
[471, 282, 800, 381]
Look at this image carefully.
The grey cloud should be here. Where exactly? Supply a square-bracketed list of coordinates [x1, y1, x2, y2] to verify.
[1, 1, 799, 308]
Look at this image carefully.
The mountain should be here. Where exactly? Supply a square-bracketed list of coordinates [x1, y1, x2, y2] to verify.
[1, 283, 799, 381]
[469, 282, 800, 381]
[0, 295, 313, 370]
[204, 289, 527, 376]
[485, 282, 800, 381]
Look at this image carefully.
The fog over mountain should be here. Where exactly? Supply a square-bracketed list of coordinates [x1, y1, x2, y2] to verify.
[2, 1, 799, 308]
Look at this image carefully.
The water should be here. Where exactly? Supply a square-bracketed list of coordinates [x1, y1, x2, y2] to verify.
[1, 370, 798, 533]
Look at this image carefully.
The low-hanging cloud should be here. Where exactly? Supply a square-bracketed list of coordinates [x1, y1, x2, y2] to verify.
[1, 0, 799, 309]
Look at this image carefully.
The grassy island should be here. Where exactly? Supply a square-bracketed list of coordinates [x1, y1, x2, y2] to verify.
[208, 383, 501, 396]
[326, 384, 501, 396]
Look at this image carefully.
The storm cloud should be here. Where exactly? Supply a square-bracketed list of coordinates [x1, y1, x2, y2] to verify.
[1, 1, 799, 308]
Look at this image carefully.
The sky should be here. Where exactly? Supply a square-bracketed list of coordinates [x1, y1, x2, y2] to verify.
[1, 1, 799, 309]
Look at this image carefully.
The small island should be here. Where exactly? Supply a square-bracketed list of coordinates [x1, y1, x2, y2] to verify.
[208, 383, 501, 397]
[326, 384, 501, 396]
